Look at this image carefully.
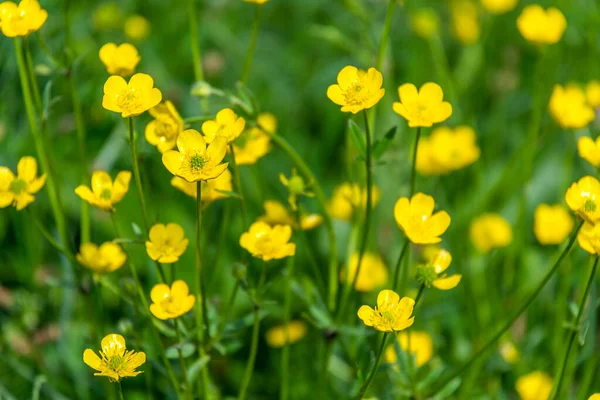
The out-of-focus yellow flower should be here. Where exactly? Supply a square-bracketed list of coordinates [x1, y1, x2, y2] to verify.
[257, 112, 277, 134]
[240, 221, 296, 261]
[243, 0, 270, 4]
[145, 223, 189, 264]
[232, 128, 271, 166]
[328, 183, 381, 220]
[533, 204, 574, 245]
[149, 280, 195, 320]
[517, 5, 566, 45]
[279, 169, 314, 211]
[499, 341, 519, 364]
[0, 0, 47, 37]
[265, 321, 307, 348]
[0, 156, 46, 211]
[92, 2, 123, 32]
[515, 371, 553, 400]
[394, 193, 451, 244]
[259, 200, 322, 231]
[83, 334, 145, 382]
[586, 81, 600, 108]
[77, 242, 127, 274]
[162, 129, 229, 182]
[99, 43, 140, 77]
[124, 15, 150, 41]
[416, 126, 480, 176]
[578, 137, 600, 168]
[145, 101, 184, 153]
[202, 108, 246, 144]
[327, 66, 385, 114]
[171, 169, 233, 204]
[565, 176, 600, 223]
[577, 222, 600, 254]
[589, 394, 600, 400]
[75, 171, 131, 211]
[358, 290, 415, 332]
[411, 9, 439, 39]
[417, 249, 461, 290]
[480, 0, 518, 15]
[340, 252, 388, 292]
[102, 73, 162, 118]
[469, 213, 513, 253]
[451, 0, 480, 45]
[393, 83, 452, 127]
[548, 84, 595, 129]
[385, 331, 433, 367]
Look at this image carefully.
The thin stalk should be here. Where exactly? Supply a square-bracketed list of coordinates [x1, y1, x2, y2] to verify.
[208, 202, 232, 288]
[117, 382, 124, 400]
[356, 332, 390, 399]
[27, 209, 75, 263]
[426, 220, 584, 397]
[128, 117, 150, 231]
[229, 145, 248, 229]
[296, 206, 326, 293]
[24, 37, 43, 114]
[392, 239, 410, 292]
[280, 253, 295, 400]
[210, 282, 240, 348]
[375, 0, 397, 71]
[409, 127, 421, 197]
[414, 283, 426, 306]
[187, 0, 204, 83]
[241, 4, 262, 84]
[550, 256, 599, 400]
[174, 320, 193, 399]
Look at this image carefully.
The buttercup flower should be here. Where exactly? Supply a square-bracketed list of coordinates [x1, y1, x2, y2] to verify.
[357, 290, 415, 332]
[417, 249, 462, 290]
[75, 171, 131, 211]
[327, 66, 385, 114]
[341, 252, 388, 292]
[586, 80, 600, 108]
[0, 156, 46, 211]
[548, 84, 595, 129]
[0, 0, 47, 37]
[83, 334, 146, 382]
[257, 112, 277, 134]
[145, 101, 184, 153]
[99, 43, 140, 77]
[124, 15, 150, 41]
[589, 395, 600, 400]
[385, 331, 433, 367]
[416, 126, 480, 175]
[259, 200, 323, 231]
[480, 0, 518, 15]
[240, 221, 296, 261]
[517, 5, 567, 45]
[565, 176, 600, 223]
[328, 183, 381, 220]
[233, 128, 271, 165]
[469, 213, 513, 253]
[451, 0, 480, 44]
[533, 204, 574, 245]
[279, 169, 314, 210]
[394, 193, 451, 244]
[202, 108, 246, 144]
[149, 280, 196, 320]
[499, 341, 519, 364]
[265, 321, 308, 348]
[171, 169, 233, 204]
[392, 83, 452, 127]
[577, 222, 600, 255]
[162, 129, 228, 182]
[77, 242, 127, 274]
[578, 137, 600, 168]
[515, 371, 553, 400]
[102, 73, 162, 118]
[145, 223, 189, 263]
[411, 9, 439, 39]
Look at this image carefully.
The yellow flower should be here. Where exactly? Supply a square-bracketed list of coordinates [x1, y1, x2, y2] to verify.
[240, 221, 296, 261]
[327, 66, 385, 114]
[417, 249, 462, 290]
[279, 169, 315, 211]
[171, 169, 232, 205]
[0, 156, 46, 211]
[385, 331, 433, 367]
[548, 84, 595, 129]
[328, 183, 381, 220]
[480, 0, 518, 15]
[0, 0, 47, 37]
[451, 0, 480, 45]
[515, 371, 553, 400]
[76, 242, 127, 274]
[145, 223, 189, 264]
[98, 43, 140, 77]
[499, 341, 519, 364]
[577, 222, 600, 255]
[589, 395, 600, 400]
[517, 5, 567, 45]
[392, 83, 452, 127]
[83, 334, 146, 382]
[162, 129, 229, 182]
[578, 136, 600, 168]
[265, 321, 308, 348]
[232, 127, 271, 166]
[357, 290, 415, 332]
[75, 171, 131, 211]
[257, 112, 277, 134]
[259, 200, 323, 231]
[417, 126, 480, 175]
[149, 280, 196, 320]
[533, 204, 574, 245]
[586, 80, 600, 108]
[469, 213, 513, 253]
[565, 176, 600, 223]
[102, 73, 162, 118]
[411, 9, 439, 39]
[394, 193, 451, 244]
[145, 101, 184, 153]
[202, 108, 246, 144]
[340, 252, 388, 292]
[124, 15, 150, 41]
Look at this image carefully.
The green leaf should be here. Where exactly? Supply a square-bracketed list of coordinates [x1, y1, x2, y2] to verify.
[187, 356, 211, 385]
[224, 309, 269, 333]
[131, 223, 143, 238]
[433, 377, 461, 399]
[347, 119, 366, 158]
[578, 320, 590, 346]
[166, 342, 196, 359]
[372, 125, 398, 159]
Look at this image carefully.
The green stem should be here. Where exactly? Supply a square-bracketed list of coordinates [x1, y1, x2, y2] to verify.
[174, 320, 193, 399]
[375, 0, 396, 72]
[426, 220, 584, 397]
[187, 0, 204, 83]
[24, 37, 43, 114]
[28, 209, 75, 263]
[229, 144, 249, 229]
[297, 206, 326, 294]
[210, 282, 240, 348]
[117, 382, 124, 400]
[208, 203, 232, 288]
[550, 256, 599, 400]
[414, 283, 426, 306]
[128, 117, 150, 231]
[241, 4, 262, 84]
[280, 253, 295, 400]
[409, 127, 421, 197]
[391, 239, 410, 292]
[356, 332, 390, 399]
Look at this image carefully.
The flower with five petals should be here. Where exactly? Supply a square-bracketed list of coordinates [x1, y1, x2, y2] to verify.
[149, 280, 196, 320]
[0, 0, 47, 37]
[99, 43, 140, 77]
[83, 334, 146, 382]
[102, 73, 162, 118]
[145, 223, 189, 263]
[202, 108, 246, 144]
[327, 66, 385, 114]
[0, 156, 46, 211]
[77, 242, 127, 274]
[145, 101, 184, 153]
[240, 221, 296, 261]
[517, 5, 566, 45]
[75, 171, 131, 211]
[417, 248, 462, 290]
[394, 193, 451, 244]
[358, 290, 415, 332]
[392, 82, 452, 127]
[565, 176, 600, 223]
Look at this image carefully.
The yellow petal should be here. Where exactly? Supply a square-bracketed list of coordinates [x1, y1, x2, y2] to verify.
[129, 73, 154, 90]
[206, 137, 228, 166]
[75, 185, 94, 203]
[99, 43, 117, 67]
[377, 289, 400, 308]
[166, 223, 185, 242]
[149, 304, 170, 320]
[393, 197, 410, 227]
[112, 171, 132, 203]
[177, 129, 206, 154]
[15, 193, 35, 210]
[337, 65, 358, 89]
[432, 274, 462, 290]
[162, 151, 185, 177]
[0, 167, 15, 190]
[411, 193, 435, 217]
[83, 349, 103, 371]
[150, 283, 170, 304]
[171, 280, 190, 298]
[0, 191, 14, 208]
[357, 305, 376, 326]
[27, 174, 46, 194]
[91, 171, 112, 196]
[127, 351, 146, 370]
[101, 333, 126, 356]
[432, 249, 452, 273]
[419, 82, 444, 105]
[17, 156, 38, 182]
[327, 85, 345, 106]
[398, 83, 418, 103]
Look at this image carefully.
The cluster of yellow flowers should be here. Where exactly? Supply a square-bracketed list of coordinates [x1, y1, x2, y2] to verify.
[416, 126, 480, 176]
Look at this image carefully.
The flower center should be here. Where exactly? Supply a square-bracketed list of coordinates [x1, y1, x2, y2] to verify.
[109, 355, 125, 371]
[584, 199, 596, 213]
[154, 120, 177, 140]
[288, 176, 305, 194]
[116, 90, 142, 112]
[160, 296, 181, 314]
[190, 155, 207, 171]
[9, 179, 27, 194]
[379, 310, 395, 323]
[344, 82, 369, 106]
[100, 188, 112, 200]
[416, 264, 438, 286]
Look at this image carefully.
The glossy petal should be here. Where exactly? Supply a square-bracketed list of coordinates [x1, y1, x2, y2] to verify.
[377, 289, 400, 308]
[432, 274, 462, 290]
[17, 156, 37, 182]
[177, 129, 206, 154]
